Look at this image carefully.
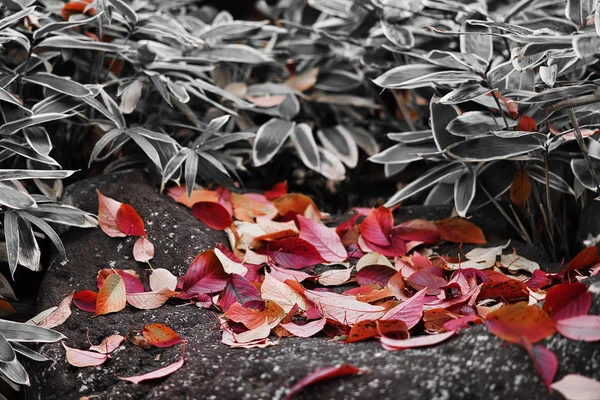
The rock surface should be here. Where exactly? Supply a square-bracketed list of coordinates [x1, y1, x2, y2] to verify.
[26, 171, 600, 400]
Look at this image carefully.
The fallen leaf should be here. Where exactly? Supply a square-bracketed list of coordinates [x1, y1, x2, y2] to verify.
[285, 364, 361, 400]
[261, 272, 306, 313]
[127, 289, 174, 310]
[356, 252, 393, 271]
[543, 282, 591, 321]
[360, 206, 393, 246]
[346, 320, 408, 343]
[521, 339, 557, 390]
[178, 249, 229, 297]
[442, 314, 483, 332]
[273, 193, 321, 218]
[356, 265, 397, 287]
[116, 204, 145, 237]
[214, 247, 248, 276]
[39, 292, 73, 329]
[477, 280, 529, 303]
[233, 320, 271, 343]
[89, 335, 125, 354]
[406, 270, 447, 295]
[297, 215, 347, 262]
[63, 343, 108, 367]
[435, 218, 486, 244]
[191, 201, 233, 230]
[281, 317, 326, 338]
[265, 182, 287, 200]
[96, 273, 126, 316]
[501, 253, 540, 273]
[118, 349, 185, 384]
[73, 290, 97, 313]
[551, 374, 600, 400]
[318, 267, 353, 286]
[423, 308, 458, 333]
[133, 237, 154, 262]
[170, 187, 218, 208]
[565, 246, 600, 274]
[516, 115, 537, 132]
[485, 302, 556, 343]
[142, 323, 183, 348]
[303, 289, 386, 325]
[224, 301, 284, 330]
[445, 244, 507, 270]
[97, 269, 144, 294]
[149, 268, 178, 292]
[286, 68, 319, 91]
[381, 288, 427, 329]
[262, 237, 324, 269]
[380, 330, 456, 351]
[96, 190, 126, 237]
[219, 274, 261, 311]
[555, 315, 600, 341]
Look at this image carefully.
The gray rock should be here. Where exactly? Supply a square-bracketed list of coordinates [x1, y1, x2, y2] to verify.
[25, 172, 600, 400]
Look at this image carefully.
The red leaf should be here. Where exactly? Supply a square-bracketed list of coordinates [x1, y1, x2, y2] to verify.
[61, 0, 95, 20]
[73, 290, 97, 313]
[361, 235, 406, 257]
[522, 340, 557, 391]
[218, 274, 262, 312]
[97, 269, 144, 294]
[555, 315, 600, 341]
[485, 302, 556, 343]
[191, 201, 233, 230]
[178, 249, 229, 297]
[346, 320, 408, 343]
[263, 237, 325, 269]
[510, 170, 531, 209]
[392, 222, 440, 243]
[543, 282, 591, 321]
[142, 323, 183, 348]
[360, 206, 393, 246]
[477, 280, 529, 303]
[526, 270, 552, 289]
[565, 246, 600, 273]
[434, 218, 486, 244]
[297, 215, 347, 262]
[116, 204, 145, 237]
[356, 265, 397, 287]
[265, 182, 287, 200]
[285, 364, 361, 400]
[96, 190, 126, 237]
[516, 115, 538, 132]
[380, 330, 456, 351]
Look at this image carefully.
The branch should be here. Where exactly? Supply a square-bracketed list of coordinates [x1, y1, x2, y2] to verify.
[548, 88, 600, 111]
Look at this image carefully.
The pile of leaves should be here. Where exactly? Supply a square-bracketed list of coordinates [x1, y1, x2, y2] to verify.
[31, 183, 599, 398]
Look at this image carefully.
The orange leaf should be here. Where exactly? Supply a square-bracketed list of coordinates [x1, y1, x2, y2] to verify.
[478, 280, 529, 303]
[346, 319, 408, 343]
[516, 115, 537, 132]
[485, 302, 556, 343]
[223, 301, 285, 330]
[142, 323, 182, 348]
[423, 308, 459, 334]
[61, 0, 95, 20]
[95, 273, 126, 316]
[116, 204, 145, 236]
[435, 218, 486, 244]
[265, 182, 287, 200]
[231, 193, 276, 222]
[273, 193, 321, 218]
[174, 188, 218, 208]
[510, 170, 531, 209]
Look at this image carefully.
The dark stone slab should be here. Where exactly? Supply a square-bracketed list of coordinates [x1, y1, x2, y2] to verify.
[25, 172, 600, 400]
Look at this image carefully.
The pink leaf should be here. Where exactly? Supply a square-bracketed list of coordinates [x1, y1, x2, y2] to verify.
[406, 271, 447, 295]
[555, 315, 600, 341]
[359, 206, 392, 246]
[39, 292, 73, 329]
[522, 340, 557, 391]
[551, 374, 600, 400]
[303, 289, 386, 325]
[97, 269, 145, 294]
[118, 350, 185, 384]
[269, 264, 312, 283]
[261, 272, 306, 313]
[297, 215, 347, 262]
[96, 190, 126, 237]
[442, 314, 483, 332]
[381, 288, 427, 329]
[281, 317, 326, 338]
[149, 268, 178, 292]
[63, 343, 109, 367]
[133, 237, 154, 262]
[285, 364, 362, 400]
[380, 330, 456, 351]
[89, 335, 125, 354]
[361, 235, 406, 257]
[356, 265, 397, 287]
[318, 268, 353, 286]
[127, 289, 174, 310]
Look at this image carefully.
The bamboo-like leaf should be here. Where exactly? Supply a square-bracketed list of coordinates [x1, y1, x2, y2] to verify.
[23, 73, 92, 97]
[454, 169, 477, 217]
[252, 118, 295, 167]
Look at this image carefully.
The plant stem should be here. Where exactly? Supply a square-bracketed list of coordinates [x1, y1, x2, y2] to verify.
[490, 90, 510, 130]
[549, 88, 600, 111]
[567, 107, 600, 194]
[479, 183, 532, 245]
[543, 153, 555, 238]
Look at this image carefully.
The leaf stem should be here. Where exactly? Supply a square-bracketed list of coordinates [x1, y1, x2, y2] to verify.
[490, 90, 510, 130]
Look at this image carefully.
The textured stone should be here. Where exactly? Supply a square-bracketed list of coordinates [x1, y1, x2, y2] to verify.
[25, 172, 599, 400]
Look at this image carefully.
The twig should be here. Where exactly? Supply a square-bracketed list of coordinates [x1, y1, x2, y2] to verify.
[479, 183, 532, 245]
[543, 153, 555, 238]
[549, 88, 600, 111]
[490, 90, 510, 130]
